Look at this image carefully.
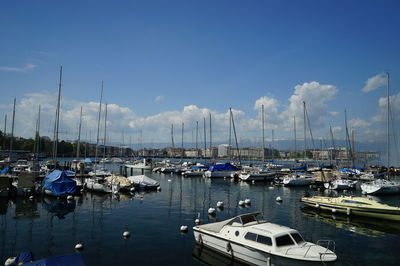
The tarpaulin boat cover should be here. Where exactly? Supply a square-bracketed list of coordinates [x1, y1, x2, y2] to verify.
[291, 164, 307, 171]
[0, 167, 9, 175]
[84, 158, 92, 163]
[22, 253, 85, 266]
[42, 170, 77, 196]
[339, 168, 357, 174]
[208, 163, 239, 172]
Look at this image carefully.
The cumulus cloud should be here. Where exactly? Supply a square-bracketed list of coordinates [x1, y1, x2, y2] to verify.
[362, 73, 387, 93]
[154, 95, 164, 102]
[0, 63, 37, 72]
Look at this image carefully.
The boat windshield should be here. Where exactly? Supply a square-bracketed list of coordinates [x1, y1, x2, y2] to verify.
[290, 232, 304, 244]
[236, 213, 264, 225]
[341, 199, 371, 205]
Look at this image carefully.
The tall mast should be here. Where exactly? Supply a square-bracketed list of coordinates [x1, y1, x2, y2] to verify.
[181, 122, 184, 159]
[103, 103, 107, 161]
[229, 109, 232, 160]
[195, 121, 198, 158]
[171, 124, 175, 148]
[95, 81, 103, 168]
[271, 129, 274, 161]
[330, 125, 336, 165]
[303, 101, 306, 160]
[37, 105, 41, 155]
[386, 72, 390, 170]
[76, 106, 83, 160]
[293, 116, 297, 157]
[9, 97, 16, 161]
[344, 109, 353, 167]
[209, 113, 212, 159]
[230, 108, 241, 165]
[203, 117, 206, 158]
[53, 66, 62, 161]
[2, 114, 6, 151]
[262, 104, 265, 163]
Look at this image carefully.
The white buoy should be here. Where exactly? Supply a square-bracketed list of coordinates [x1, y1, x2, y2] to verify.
[168, 179, 172, 182]
[315, 203, 320, 208]
[180, 225, 188, 232]
[268, 186, 274, 189]
[80, 189, 84, 193]
[4, 257, 16, 266]
[67, 195, 73, 201]
[130, 187, 135, 192]
[195, 213, 201, 224]
[238, 200, 245, 206]
[244, 198, 251, 205]
[29, 196, 34, 200]
[252, 180, 255, 184]
[276, 196, 282, 202]
[223, 176, 227, 180]
[123, 231, 130, 238]
[216, 201, 224, 208]
[75, 243, 84, 250]
[332, 208, 336, 213]
[208, 207, 216, 215]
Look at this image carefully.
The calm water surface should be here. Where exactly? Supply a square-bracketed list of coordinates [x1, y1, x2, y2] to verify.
[1, 164, 400, 265]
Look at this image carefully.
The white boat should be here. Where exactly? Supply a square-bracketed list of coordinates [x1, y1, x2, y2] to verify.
[361, 179, 400, 195]
[359, 170, 385, 181]
[84, 177, 120, 193]
[239, 170, 275, 182]
[203, 163, 240, 178]
[127, 175, 160, 190]
[88, 168, 111, 178]
[125, 158, 152, 170]
[193, 212, 337, 264]
[324, 179, 358, 190]
[283, 172, 315, 186]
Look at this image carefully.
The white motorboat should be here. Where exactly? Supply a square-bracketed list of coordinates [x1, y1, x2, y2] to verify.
[361, 179, 400, 195]
[88, 168, 112, 178]
[283, 172, 315, 186]
[359, 170, 385, 181]
[193, 212, 336, 264]
[127, 175, 160, 190]
[204, 163, 240, 178]
[125, 158, 152, 170]
[84, 177, 120, 193]
[239, 170, 275, 182]
[324, 179, 358, 190]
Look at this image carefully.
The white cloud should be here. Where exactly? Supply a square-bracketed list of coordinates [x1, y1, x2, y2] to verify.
[154, 95, 164, 102]
[329, 111, 339, 116]
[362, 73, 387, 93]
[0, 63, 37, 72]
[348, 119, 371, 128]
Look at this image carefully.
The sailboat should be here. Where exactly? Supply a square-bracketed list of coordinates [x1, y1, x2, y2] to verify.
[239, 105, 275, 182]
[361, 73, 400, 195]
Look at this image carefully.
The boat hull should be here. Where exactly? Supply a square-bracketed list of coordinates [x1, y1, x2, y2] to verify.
[239, 173, 275, 182]
[301, 198, 400, 221]
[204, 171, 236, 178]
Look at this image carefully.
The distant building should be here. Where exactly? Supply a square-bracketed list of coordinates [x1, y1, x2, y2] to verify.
[218, 144, 231, 158]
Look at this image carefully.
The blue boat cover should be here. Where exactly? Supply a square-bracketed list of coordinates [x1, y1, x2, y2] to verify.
[0, 167, 9, 175]
[190, 165, 208, 170]
[208, 163, 239, 172]
[64, 170, 76, 176]
[83, 158, 92, 163]
[42, 170, 77, 196]
[15, 251, 35, 264]
[23, 253, 85, 266]
[291, 164, 307, 171]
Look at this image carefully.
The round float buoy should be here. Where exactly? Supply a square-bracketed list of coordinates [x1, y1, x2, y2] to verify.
[216, 201, 224, 208]
[75, 243, 84, 250]
[208, 208, 216, 215]
[180, 225, 188, 232]
[195, 212, 201, 224]
[223, 176, 227, 180]
[29, 196, 34, 200]
[346, 208, 351, 216]
[276, 196, 282, 202]
[332, 208, 336, 213]
[252, 180, 255, 184]
[244, 199, 251, 205]
[4, 257, 16, 266]
[168, 179, 172, 182]
[67, 195, 73, 201]
[238, 200, 245, 206]
[315, 203, 320, 208]
[123, 231, 130, 238]
[130, 187, 135, 192]
[80, 189, 84, 193]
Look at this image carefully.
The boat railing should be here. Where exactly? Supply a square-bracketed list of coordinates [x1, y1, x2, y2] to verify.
[292, 240, 335, 259]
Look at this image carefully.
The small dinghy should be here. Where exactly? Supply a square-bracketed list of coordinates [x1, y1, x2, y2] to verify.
[127, 175, 160, 190]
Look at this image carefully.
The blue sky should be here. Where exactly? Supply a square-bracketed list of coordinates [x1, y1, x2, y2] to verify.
[0, 0, 399, 160]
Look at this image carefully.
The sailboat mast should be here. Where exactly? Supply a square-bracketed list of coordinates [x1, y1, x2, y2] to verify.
[53, 66, 62, 160]
[103, 103, 107, 161]
[2, 114, 6, 152]
[94, 81, 103, 167]
[230, 108, 241, 165]
[293, 116, 297, 157]
[37, 105, 41, 155]
[203, 117, 206, 159]
[181, 122, 184, 159]
[262, 104, 265, 163]
[171, 124, 175, 148]
[229, 109, 232, 161]
[76, 106, 83, 160]
[9, 97, 16, 161]
[387, 72, 390, 170]
[209, 113, 212, 159]
[303, 101, 306, 160]
[272, 129, 274, 161]
[196, 121, 198, 158]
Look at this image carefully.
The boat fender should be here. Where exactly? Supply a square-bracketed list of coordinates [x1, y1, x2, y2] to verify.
[226, 242, 232, 253]
[346, 208, 351, 216]
[198, 234, 203, 245]
[315, 203, 319, 208]
[331, 208, 336, 213]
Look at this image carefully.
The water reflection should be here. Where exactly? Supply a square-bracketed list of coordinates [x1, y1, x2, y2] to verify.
[301, 206, 400, 237]
[14, 198, 40, 220]
[42, 197, 75, 219]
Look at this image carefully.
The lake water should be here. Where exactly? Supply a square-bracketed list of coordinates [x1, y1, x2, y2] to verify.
[1, 164, 399, 265]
